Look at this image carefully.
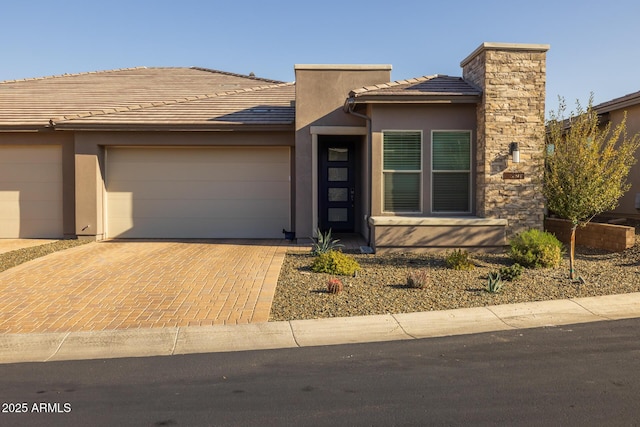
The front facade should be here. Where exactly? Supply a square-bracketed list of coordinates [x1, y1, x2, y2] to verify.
[591, 92, 640, 218]
[0, 42, 549, 252]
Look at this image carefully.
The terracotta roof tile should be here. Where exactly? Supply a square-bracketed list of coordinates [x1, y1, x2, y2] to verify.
[350, 74, 481, 99]
[0, 67, 292, 130]
[54, 83, 295, 129]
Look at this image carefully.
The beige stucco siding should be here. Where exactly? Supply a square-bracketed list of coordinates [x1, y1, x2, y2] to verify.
[105, 146, 291, 238]
[294, 66, 392, 237]
[369, 104, 477, 216]
[0, 145, 63, 237]
[609, 104, 640, 216]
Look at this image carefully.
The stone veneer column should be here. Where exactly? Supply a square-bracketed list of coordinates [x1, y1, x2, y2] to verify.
[461, 42, 550, 236]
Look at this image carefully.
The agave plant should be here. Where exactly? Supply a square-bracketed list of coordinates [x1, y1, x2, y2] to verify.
[486, 272, 503, 293]
[310, 228, 344, 255]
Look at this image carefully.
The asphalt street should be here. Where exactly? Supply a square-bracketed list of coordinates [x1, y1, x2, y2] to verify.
[1, 318, 640, 426]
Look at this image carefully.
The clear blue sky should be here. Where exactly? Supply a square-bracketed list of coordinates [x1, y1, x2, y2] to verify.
[2, 0, 639, 114]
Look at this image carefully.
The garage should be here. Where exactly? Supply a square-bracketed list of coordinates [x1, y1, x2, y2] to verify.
[105, 147, 291, 239]
[0, 145, 63, 238]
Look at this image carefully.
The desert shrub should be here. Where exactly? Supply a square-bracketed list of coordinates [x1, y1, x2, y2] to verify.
[486, 271, 504, 293]
[406, 269, 430, 289]
[311, 250, 361, 276]
[445, 249, 475, 270]
[326, 278, 343, 294]
[310, 228, 344, 255]
[509, 229, 563, 268]
[499, 263, 524, 281]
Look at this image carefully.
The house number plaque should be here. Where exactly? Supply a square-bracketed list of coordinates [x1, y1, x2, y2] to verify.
[503, 172, 525, 180]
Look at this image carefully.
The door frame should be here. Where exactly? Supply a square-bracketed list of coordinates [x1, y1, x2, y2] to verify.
[310, 126, 367, 237]
[318, 138, 356, 232]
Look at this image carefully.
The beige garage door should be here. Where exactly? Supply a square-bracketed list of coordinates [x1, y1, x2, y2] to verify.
[106, 147, 291, 238]
[0, 145, 63, 238]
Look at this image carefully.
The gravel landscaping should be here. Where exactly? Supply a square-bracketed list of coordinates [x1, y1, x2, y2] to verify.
[2, 236, 638, 324]
[0, 240, 91, 273]
[270, 229, 640, 321]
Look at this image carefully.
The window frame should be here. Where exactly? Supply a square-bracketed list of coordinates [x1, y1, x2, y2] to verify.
[381, 130, 423, 214]
[430, 130, 473, 214]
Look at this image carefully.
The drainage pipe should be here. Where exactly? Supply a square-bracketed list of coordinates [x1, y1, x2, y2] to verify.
[343, 97, 373, 246]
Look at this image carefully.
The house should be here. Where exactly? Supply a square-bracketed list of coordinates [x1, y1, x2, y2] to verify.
[0, 42, 549, 252]
[591, 91, 640, 219]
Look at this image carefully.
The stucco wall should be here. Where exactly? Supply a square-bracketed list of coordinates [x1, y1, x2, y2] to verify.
[608, 104, 640, 217]
[369, 103, 477, 216]
[294, 66, 391, 237]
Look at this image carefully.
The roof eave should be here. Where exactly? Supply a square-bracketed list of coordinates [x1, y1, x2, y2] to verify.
[0, 124, 54, 132]
[595, 95, 640, 114]
[349, 95, 481, 104]
[51, 122, 296, 132]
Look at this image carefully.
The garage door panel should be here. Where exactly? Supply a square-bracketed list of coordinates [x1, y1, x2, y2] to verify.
[108, 147, 285, 164]
[111, 198, 289, 220]
[0, 146, 63, 238]
[0, 147, 61, 164]
[108, 180, 289, 200]
[109, 217, 287, 239]
[0, 219, 61, 238]
[0, 182, 61, 200]
[0, 163, 61, 182]
[106, 147, 290, 238]
[108, 162, 289, 183]
[0, 200, 63, 220]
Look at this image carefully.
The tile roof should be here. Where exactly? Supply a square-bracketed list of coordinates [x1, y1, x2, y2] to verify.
[593, 89, 640, 114]
[349, 74, 481, 101]
[0, 67, 294, 130]
[54, 83, 295, 130]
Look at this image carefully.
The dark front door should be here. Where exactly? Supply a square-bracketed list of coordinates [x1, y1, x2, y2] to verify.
[319, 138, 356, 232]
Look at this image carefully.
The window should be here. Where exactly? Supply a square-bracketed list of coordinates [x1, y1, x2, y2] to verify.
[383, 131, 421, 212]
[432, 131, 471, 212]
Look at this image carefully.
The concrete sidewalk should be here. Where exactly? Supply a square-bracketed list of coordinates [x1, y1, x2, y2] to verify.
[2, 292, 639, 364]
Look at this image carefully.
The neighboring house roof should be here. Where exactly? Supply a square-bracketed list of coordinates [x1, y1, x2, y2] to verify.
[594, 89, 640, 114]
[348, 74, 482, 103]
[0, 67, 295, 130]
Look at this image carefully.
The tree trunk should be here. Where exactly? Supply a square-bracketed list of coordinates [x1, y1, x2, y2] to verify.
[569, 225, 576, 280]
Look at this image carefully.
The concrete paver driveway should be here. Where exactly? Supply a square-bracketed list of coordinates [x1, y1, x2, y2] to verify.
[0, 240, 287, 334]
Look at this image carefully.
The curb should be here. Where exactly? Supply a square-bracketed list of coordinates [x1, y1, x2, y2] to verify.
[1, 293, 639, 364]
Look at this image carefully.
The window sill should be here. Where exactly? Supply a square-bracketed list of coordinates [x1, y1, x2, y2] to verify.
[368, 216, 508, 227]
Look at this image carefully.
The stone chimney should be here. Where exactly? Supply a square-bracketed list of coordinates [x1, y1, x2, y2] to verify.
[461, 42, 550, 236]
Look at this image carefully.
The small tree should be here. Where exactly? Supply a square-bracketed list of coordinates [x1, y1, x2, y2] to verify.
[545, 95, 640, 279]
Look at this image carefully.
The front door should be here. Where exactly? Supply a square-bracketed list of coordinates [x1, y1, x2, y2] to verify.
[318, 138, 356, 232]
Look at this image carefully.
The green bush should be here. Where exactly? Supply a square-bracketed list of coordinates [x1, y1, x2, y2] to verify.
[445, 249, 475, 270]
[311, 250, 361, 276]
[509, 229, 563, 268]
[499, 263, 524, 281]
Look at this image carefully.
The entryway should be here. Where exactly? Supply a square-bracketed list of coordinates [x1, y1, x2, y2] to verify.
[318, 135, 359, 232]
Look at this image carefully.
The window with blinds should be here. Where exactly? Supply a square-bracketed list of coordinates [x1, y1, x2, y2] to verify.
[432, 131, 471, 212]
[382, 131, 422, 212]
